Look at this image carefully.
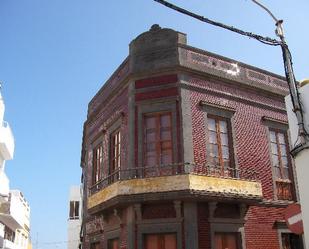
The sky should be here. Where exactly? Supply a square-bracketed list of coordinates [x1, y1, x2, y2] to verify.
[0, 0, 308, 248]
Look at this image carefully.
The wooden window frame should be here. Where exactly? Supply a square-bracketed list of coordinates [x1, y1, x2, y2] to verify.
[214, 232, 242, 249]
[143, 233, 177, 249]
[69, 201, 80, 219]
[92, 143, 103, 185]
[143, 112, 173, 167]
[269, 128, 294, 201]
[107, 238, 120, 249]
[110, 129, 121, 174]
[207, 115, 235, 170]
[280, 233, 304, 249]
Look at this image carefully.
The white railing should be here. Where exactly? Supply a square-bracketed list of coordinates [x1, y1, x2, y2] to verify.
[2, 239, 19, 249]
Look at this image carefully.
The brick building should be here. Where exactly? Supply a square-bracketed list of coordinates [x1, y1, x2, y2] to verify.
[80, 25, 304, 249]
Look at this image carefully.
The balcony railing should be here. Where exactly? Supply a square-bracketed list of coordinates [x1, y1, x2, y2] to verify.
[0, 121, 14, 160]
[276, 180, 293, 201]
[89, 163, 259, 195]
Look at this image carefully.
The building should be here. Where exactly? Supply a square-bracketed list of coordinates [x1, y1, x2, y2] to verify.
[0, 87, 14, 211]
[80, 25, 304, 249]
[0, 89, 31, 249]
[68, 186, 82, 249]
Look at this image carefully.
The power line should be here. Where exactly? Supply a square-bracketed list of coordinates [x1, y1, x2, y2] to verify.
[154, 0, 309, 153]
[38, 239, 80, 245]
[154, 0, 282, 46]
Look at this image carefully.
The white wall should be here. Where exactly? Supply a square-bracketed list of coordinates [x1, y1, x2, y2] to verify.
[285, 84, 309, 147]
[0, 170, 9, 201]
[285, 83, 309, 247]
[68, 220, 81, 249]
[67, 186, 82, 249]
[0, 91, 5, 124]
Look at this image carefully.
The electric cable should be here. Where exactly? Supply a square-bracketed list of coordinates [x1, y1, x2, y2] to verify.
[154, 0, 282, 46]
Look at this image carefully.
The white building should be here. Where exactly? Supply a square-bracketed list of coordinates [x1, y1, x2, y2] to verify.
[0, 88, 14, 206]
[0, 89, 31, 249]
[68, 186, 82, 249]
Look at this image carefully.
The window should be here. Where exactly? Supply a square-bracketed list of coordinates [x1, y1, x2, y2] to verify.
[207, 116, 234, 171]
[144, 112, 173, 167]
[215, 232, 241, 249]
[269, 129, 293, 200]
[110, 129, 121, 173]
[144, 233, 176, 249]
[281, 233, 303, 249]
[92, 144, 103, 184]
[69, 201, 79, 219]
[4, 226, 15, 242]
[108, 238, 119, 249]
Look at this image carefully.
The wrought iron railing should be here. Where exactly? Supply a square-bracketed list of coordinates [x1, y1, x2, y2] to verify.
[276, 180, 293, 201]
[89, 163, 259, 195]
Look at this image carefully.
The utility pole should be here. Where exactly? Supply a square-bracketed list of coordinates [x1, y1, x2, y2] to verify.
[35, 232, 39, 249]
[250, 2, 309, 247]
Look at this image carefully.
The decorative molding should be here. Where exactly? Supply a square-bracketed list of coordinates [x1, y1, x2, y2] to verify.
[113, 209, 122, 225]
[134, 204, 142, 221]
[88, 59, 130, 116]
[261, 116, 288, 127]
[199, 100, 236, 113]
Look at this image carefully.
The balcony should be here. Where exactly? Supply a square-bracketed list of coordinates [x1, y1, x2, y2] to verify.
[0, 192, 30, 231]
[88, 164, 263, 211]
[0, 121, 14, 160]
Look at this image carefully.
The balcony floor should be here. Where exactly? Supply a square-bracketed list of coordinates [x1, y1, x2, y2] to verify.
[88, 173, 262, 213]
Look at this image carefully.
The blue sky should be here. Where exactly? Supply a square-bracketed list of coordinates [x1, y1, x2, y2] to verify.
[1, 0, 308, 248]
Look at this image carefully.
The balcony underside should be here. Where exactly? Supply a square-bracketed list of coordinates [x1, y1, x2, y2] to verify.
[88, 174, 262, 213]
[0, 213, 23, 231]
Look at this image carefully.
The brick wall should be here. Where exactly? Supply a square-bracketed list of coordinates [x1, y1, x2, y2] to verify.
[188, 76, 288, 200]
[245, 206, 285, 249]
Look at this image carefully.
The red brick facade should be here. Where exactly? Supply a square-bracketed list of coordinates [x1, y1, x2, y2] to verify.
[80, 25, 303, 249]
